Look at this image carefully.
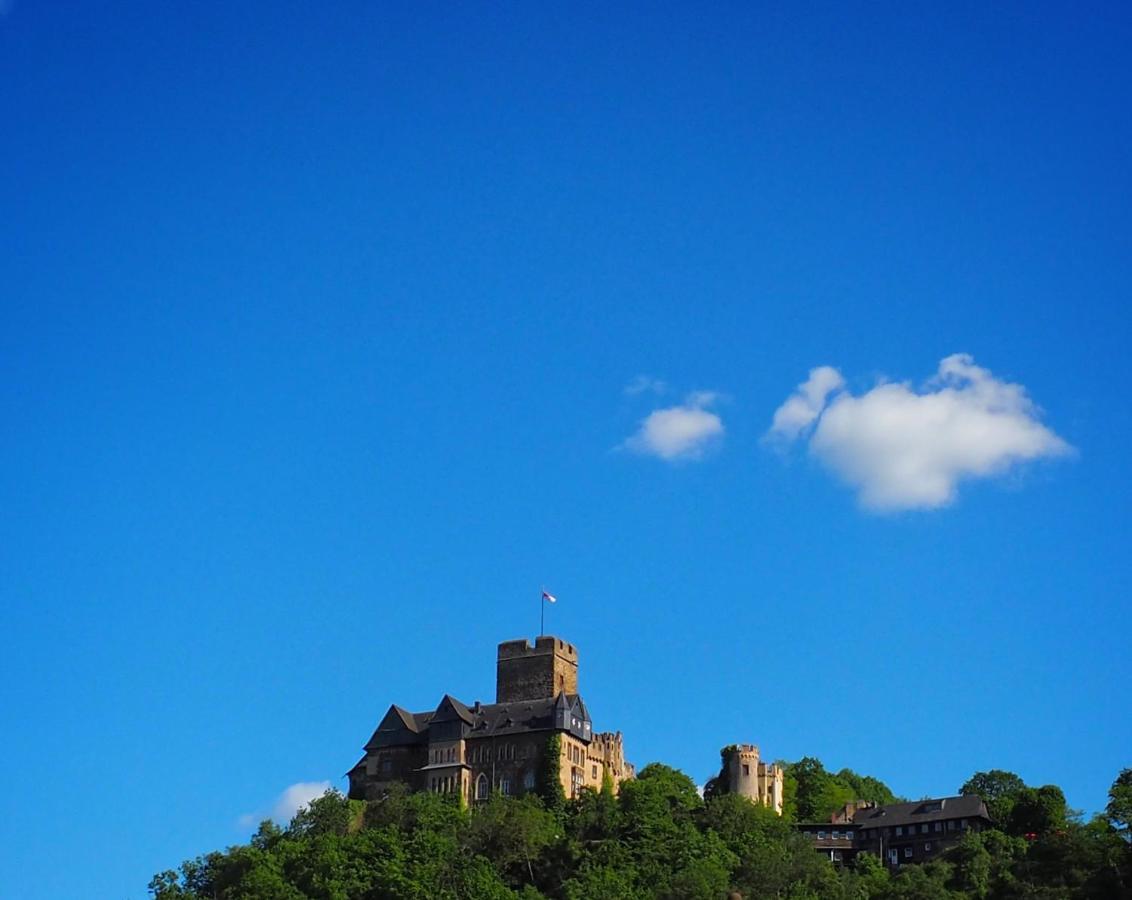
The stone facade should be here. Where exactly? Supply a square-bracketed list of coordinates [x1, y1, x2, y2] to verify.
[496, 636, 579, 702]
[725, 744, 785, 814]
[347, 635, 633, 805]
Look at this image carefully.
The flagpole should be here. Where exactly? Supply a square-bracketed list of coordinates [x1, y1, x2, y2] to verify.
[540, 587, 545, 637]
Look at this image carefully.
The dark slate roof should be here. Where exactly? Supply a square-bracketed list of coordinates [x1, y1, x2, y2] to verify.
[346, 755, 366, 777]
[432, 694, 475, 725]
[365, 704, 429, 751]
[849, 795, 990, 829]
[364, 693, 591, 749]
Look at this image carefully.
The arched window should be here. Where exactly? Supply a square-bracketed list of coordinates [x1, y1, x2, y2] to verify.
[523, 770, 535, 792]
[500, 776, 512, 796]
[476, 773, 489, 800]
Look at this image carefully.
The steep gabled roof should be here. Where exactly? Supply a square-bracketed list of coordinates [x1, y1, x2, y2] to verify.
[364, 704, 428, 750]
[360, 692, 595, 750]
[431, 694, 474, 725]
[345, 755, 367, 777]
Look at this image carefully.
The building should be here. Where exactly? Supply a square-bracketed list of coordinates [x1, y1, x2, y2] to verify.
[724, 744, 785, 815]
[347, 635, 633, 804]
[795, 795, 991, 868]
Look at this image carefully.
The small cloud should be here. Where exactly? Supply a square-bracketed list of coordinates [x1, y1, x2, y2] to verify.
[766, 366, 844, 443]
[766, 354, 1072, 510]
[623, 391, 724, 461]
[624, 375, 667, 396]
[238, 780, 333, 829]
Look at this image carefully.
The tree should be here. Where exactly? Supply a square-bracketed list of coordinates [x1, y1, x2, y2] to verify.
[465, 793, 558, 888]
[1106, 767, 1132, 835]
[1006, 785, 1068, 837]
[785, 757, 854, 822]
[835, 768, 898, 807]
[287, 789, 359, 839]
[616, 764, 729, 898]
[959, 769, 1026, 829]
[944, 831, 993, 898]
[702, 745, 736, 802]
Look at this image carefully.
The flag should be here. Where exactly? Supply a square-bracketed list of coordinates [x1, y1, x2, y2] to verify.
[541, 590, 557, 604]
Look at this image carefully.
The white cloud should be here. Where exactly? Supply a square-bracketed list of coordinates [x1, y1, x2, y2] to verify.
[238, 780, 333, 829]
[767, 366, 845, 442]
[624, 375, 667, 396]
[623, 392, 724, 461]
[767, 354, 1072, 510]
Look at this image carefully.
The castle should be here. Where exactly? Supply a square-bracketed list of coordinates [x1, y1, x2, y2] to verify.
[347, 635, 634, 804]
[722, 744, 785, 815]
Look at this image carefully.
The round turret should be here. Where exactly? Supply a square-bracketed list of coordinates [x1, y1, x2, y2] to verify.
[726, 744, 762, 800]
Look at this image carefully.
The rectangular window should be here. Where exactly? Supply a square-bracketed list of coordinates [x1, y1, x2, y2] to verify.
[743, 764, 750, 776]
[592, 765, 598, 779]
[934, 822, 942, 832]
[947, 820, 955, 831]
[925, 843, 932, 852]
[896, 826, 903, 836]
[817, 831, 826, 840]
[960, 819, 968, 829]
[904, 847, 912, 859]
[922, 824, 929, 834]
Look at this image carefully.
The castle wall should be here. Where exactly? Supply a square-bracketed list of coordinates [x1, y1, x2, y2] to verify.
[726, 744, 784, 815]
[496, 636, 579, 702]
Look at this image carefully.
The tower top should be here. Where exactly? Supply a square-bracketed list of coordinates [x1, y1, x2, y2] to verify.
[496, 635, 579, 702]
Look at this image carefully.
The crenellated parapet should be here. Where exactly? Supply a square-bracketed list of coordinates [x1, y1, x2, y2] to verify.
[588, 730, 634, 784]
[724, 742, 785, 815]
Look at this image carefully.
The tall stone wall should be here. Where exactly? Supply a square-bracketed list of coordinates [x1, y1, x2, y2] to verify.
[726, 744, 784, 815]
[496, 636, 579, 702]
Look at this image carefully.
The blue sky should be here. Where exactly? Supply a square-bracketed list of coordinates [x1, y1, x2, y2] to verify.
[2, 3, 1130, 897]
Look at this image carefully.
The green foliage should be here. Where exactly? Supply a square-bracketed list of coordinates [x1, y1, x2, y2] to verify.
[958, 770, 1074, 840]
[286, 789, 359, 839]
[782, 756, 895, 823]
[466, 794, 559, 888]
[538, 734, 567, 814]
[1106, 767, 1132, 833]
[151, 762, 1132, 900]
[959, 770, 1027, 830]
[835, 768, 899, 807]
[702, 744, 737, 802]
[1006, 785, 1069, 837]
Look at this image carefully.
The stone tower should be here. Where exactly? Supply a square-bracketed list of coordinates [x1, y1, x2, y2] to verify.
[496, 636, 578, 702]
[726, 744, 785, 815]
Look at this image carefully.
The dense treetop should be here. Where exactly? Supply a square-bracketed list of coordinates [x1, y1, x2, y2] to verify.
[151, 761, 1132, 899]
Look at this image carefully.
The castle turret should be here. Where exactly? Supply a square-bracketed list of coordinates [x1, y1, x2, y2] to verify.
[496, 635, 578, 702]
[726, 744, 784, 815]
